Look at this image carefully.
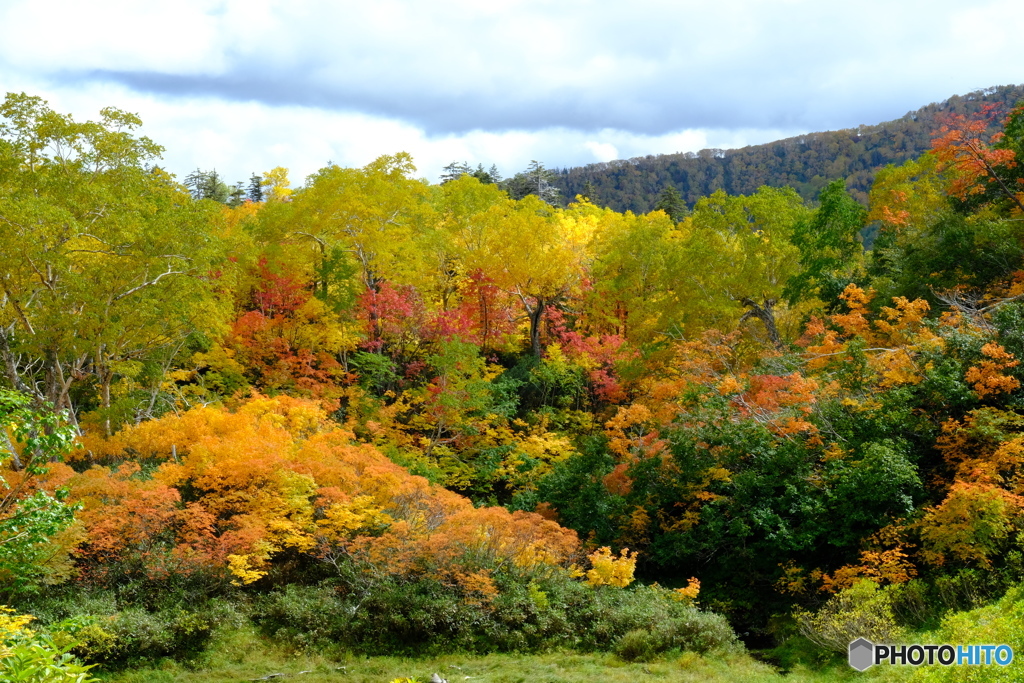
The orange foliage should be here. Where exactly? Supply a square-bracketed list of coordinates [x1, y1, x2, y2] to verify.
[67, 394, 581, 589]
[821, 547, 917, 593]
[671, 577, 701, 604]
[917, 480, 1022, 567]
[965, 343, 1021, 398]
[931, 106, 1021, 210]
[604, 404, 665, 461]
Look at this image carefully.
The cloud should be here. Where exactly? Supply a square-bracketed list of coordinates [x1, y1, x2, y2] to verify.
[1, 0, 1021, 184]
[4, 0, 1021, 136]
[585, 142, 620, 163]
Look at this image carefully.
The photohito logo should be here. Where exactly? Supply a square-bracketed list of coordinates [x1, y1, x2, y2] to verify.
[848, 638, 1014, 671]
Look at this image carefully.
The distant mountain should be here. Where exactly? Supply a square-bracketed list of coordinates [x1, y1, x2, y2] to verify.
[556, 84, 1024, 212]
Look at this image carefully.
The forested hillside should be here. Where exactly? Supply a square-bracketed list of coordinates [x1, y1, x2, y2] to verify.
[3, 89, 1024, 680]
[557, 84, 1024, 212]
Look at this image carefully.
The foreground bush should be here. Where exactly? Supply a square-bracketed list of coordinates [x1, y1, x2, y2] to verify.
[254, 577, 739, 657]
[907, 583, 1024, 683]
[0, 607, 97, 682]
[14, 590, 237, 669]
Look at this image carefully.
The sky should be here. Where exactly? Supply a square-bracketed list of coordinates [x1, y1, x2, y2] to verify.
[1, 0, 1022, 188]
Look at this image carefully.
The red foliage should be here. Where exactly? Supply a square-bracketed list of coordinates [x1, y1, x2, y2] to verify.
[546, 307, 636, 404]
[424, 270, 519, 349]
[250, 256, 309, 317]
[357, 281, 424, 351]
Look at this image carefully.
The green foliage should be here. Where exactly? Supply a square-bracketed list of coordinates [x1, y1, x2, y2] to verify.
[906, 584, 1024, 682]
[16, 589, 237, 669]
[653, 185, 688, 223]
[0, 608, 97, 682]
[350, 351, 400, 395]
[255, 578, 739, 657]
[556, 85, 1024, 213]
[0, 391, 80, 596]
[824, 440, 922, 548]
[870, 212, 1024, 303]
[784, 179, 866, 305]
[795, 579, 904, 653]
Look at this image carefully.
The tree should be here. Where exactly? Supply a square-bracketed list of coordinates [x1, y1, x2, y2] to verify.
[256, 154, 432, 352]
[653, 185, 688, 223]
[676, 186, 811, 347]
[227, 181, 246, 207]
[931, 103, 1024, 216]
[0, 93, 227, 429]
[260, 166, 293, 202]
[184, 168, 230, 203]
[588, 208, 677, 343]
[440, 161, 472, 184]
[247, 173, 264, 202]
[503, 161, 561, 205]
[784, 180, 866, 305]
[454, 195, 592, 356]
[580, 180, 598, 204]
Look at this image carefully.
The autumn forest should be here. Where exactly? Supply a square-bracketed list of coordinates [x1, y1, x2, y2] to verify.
[3, 88, 1024, 681]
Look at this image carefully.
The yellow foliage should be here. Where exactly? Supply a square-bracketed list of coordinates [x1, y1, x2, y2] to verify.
[317, 495, 394, 541]
[717, 375, 744, 396]
[586, 546, 637, 588]
[917, 481, 1022, 567]
[0, 606, 34, 644]
[226, 552, 267, 585]
[671, 577, 701, 605]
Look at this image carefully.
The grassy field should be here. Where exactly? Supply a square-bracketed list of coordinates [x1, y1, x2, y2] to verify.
[94, 626, 861, 683]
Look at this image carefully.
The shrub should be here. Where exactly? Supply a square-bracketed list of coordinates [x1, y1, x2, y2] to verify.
[0, 607, 97, 682]
[254, 577, 740, 658]
[796, 579, 903, 652]
[614, 628, 663, 662]
[13, 589, 235, 668]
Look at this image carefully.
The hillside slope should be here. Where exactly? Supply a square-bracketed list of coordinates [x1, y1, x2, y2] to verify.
[557, 84, 1024, 211]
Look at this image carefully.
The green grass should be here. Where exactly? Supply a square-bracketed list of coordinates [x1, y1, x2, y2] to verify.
[92, 625, 851, 683]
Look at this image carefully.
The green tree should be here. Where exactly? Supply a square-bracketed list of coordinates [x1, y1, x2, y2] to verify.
[247, 172, 264, 202]
[653, 184, 688, 222]
[503, 160, 561, 205]
[784, 179, 866, 305]
[0, 93, 227, 429]
[676, 186, 811, 347]
[267, 153, 431, 296]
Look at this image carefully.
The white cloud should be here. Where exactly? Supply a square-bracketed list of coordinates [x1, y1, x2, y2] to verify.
[584, 142, 619, 163]
[1, 0, 1020, 186]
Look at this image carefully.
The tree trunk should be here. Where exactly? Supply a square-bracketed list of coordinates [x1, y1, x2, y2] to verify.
[740, 297, 784, 350]
[528, 298, 546, 358]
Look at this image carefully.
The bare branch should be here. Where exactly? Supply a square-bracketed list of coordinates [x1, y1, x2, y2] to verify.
[112, 268, 185, 302]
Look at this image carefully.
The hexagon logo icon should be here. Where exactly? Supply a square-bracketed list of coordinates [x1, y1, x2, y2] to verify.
[849, 638, 875, 671]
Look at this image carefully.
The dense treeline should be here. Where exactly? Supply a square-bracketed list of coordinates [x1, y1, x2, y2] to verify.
[3, 89, 1024, 677]
[557, 84, 1024, 213]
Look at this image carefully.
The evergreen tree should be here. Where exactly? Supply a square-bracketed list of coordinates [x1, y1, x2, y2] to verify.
[228, 181, 246, 207]
[654, 184, 687, 221]
[441, 161, 473, 184]
[247, 173, 264, 202]
[503, 160, 561, 205]
[183, 168, 229, 202]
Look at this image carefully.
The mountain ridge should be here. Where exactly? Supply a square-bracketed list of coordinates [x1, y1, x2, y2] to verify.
[555, 84, 1024, 212]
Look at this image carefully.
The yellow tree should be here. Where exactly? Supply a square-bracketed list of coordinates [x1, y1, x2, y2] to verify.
[588, 207, 679, 343]
[672, 186, 810, 347]
[269, 153, 433, 296]
[453, 195, 595, 357]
